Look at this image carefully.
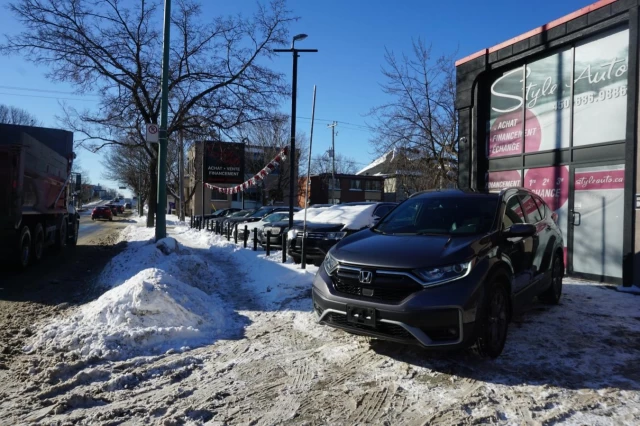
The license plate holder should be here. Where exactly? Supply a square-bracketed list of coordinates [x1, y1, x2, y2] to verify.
[346, 305, 376, 327]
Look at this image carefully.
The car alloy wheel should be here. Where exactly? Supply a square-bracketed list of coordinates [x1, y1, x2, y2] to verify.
[540, 255, 563, 305]
[473, 280, 509, 358]
[487, 289, 508, 352]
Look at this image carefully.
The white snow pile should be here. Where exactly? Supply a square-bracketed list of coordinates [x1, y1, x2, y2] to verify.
[24, 268, 228, 360]
[306, 204, 378, 230]
[293, 205, 335, 221]
[25, 222, 236, 360]
[156, 237, 178, 254]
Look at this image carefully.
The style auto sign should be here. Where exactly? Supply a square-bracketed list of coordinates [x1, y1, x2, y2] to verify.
[488, 29, 629, 158]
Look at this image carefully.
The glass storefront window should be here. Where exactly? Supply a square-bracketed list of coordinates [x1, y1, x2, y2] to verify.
[572, 28, 629, 147]
[487, 67, 525, 158]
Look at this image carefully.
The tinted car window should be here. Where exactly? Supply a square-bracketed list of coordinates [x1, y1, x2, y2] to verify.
[374, 196, 498, 235]
[533, 195, 548, 219]
[373, 204, 394, 218]
[503, 196, 525, 229]
[519, 194, 543, 223]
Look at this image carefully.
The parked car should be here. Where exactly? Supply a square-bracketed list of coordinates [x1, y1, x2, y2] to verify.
[287, 202, 398, 266]
[105, 204, 118, 216]
[215, 209, 256, 232]
[124, 202, 132, 209]
[231, 206, 301, 240]
[240, 211, 291, 242]
[92, 206, 113, 221]
[259, 204, 345, 250]
[312, 188, 565, 358]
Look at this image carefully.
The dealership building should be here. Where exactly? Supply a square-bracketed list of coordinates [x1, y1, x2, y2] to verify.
[455, 0, 639, 287]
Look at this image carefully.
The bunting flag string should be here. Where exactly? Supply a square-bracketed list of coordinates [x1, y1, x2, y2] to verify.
[205, 146, 289, 194]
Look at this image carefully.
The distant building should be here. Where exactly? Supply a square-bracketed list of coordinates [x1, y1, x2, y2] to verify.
[298, 173, 384, 206]
[187, 141, 298, 216]
[357, 149, 456, 202]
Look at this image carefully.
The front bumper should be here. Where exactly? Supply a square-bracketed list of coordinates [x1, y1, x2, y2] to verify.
[312, 265, 486, 348]
[289, 236, 338, 259]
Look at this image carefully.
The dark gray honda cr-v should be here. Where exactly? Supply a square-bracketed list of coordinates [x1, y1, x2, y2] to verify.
[312, 188, 564, 358]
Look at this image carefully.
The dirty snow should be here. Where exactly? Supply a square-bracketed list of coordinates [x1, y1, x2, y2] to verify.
[305, 204, 377, 230]
[2, 219, 640, 424]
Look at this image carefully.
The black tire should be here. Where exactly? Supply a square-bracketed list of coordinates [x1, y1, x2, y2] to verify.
[539, 254, 563, 304]
[32, 223, 45, 263]
[55, 219, 67, 250]
[18, 226, 31, 269]
[472, 279, 510, 358]
[69, 221, 79, 247]
[313, 258, 323, 267]
[292, 255, 301, 264]
[109, 217, 113, 221]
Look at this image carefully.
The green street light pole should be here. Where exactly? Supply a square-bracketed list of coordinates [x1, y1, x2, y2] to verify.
[156, 0, 172, 241]
[274, 34, 317, 230]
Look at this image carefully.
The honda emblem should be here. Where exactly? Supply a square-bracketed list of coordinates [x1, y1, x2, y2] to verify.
[359, 270, 373, 284]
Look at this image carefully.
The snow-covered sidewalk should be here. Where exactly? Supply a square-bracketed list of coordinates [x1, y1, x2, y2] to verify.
[2, 217, 640, 425]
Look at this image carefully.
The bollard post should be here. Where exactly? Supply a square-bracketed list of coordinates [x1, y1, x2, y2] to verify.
[215, 221, 219, 234]
[190, 216, 193, 228]
[198, 216, 202, 231]
[282, 234, 287, 263]
[234, 223, 238, 244]
[206, 219, 209, 231]
[244, 225, 248, 248]
[253, 228, 258, 251]
[266, 231, 271, 256]
[226, 223, 230, 241]
[301, 235, 306, 269]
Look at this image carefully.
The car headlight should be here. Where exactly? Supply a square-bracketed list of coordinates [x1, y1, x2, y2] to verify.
[325, 232, 347, 240]
[323, 251, 339, 275]
[287, 229, 298, 240]
[413, 260, 473, 287]
[270, 227, 281, 234]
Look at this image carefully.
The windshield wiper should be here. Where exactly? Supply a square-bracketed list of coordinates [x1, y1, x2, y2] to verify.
[416, 231, 449, 236]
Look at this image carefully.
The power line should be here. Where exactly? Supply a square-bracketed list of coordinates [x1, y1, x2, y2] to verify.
[0, 91, 98, 102]
[0, 85, 100, 97]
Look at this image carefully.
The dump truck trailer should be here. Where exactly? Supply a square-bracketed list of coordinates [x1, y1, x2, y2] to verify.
[0, 123, 79, 268]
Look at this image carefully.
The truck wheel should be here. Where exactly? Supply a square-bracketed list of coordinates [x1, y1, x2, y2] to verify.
[32, 223, 45, 262]
[18, 226, 31, 269]
[471, 279, 510, 359]
[55, 219, 67, 250]
[69, 221, 79, 247]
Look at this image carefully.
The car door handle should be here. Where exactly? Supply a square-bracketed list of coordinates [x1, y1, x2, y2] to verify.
[572, 211, 581, 226]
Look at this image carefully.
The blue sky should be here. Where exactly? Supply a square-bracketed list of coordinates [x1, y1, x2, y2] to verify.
[0, 0, 595, 196]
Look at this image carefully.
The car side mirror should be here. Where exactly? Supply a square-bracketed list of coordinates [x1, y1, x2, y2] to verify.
[503, 223, 536, 238]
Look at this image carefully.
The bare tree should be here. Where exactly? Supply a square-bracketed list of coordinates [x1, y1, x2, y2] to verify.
[102, 143, 150, 213]
[2, 0, 296, 227]
[310, 152, 358, 175]
[367, 39, 458, 192]
[0, 104, 40, 126]
[238, 115, 308, 206]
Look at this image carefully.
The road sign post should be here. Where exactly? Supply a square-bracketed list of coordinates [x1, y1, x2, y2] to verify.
[146, 123, 159, 144]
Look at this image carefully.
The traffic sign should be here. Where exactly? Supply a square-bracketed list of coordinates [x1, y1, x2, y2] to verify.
[146, 123, 159, 143]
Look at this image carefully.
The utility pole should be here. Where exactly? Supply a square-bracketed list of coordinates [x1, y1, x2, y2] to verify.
[178, 129, 185, 222]
[327, 121, 337, 195]
[156, 0, 172, 240]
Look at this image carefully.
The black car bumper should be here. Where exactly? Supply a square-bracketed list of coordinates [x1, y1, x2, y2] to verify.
[288, 236, 338, 260]
[259, 232, 285, 248]
[311, 265, 487, 349]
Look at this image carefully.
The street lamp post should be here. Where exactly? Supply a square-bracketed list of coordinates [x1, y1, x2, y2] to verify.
[274, 34, 317, 229]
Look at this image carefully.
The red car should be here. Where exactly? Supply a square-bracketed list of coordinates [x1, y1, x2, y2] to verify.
[92, 206, 113, 221]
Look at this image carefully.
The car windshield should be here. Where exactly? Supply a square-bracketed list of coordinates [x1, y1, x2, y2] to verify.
[229, 210, 251, 217]
[250, 207, 274, 218]
[374, 196, 499, 236]
[265, 213, 287, 223]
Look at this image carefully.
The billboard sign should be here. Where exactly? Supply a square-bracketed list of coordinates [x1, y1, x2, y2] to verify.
[487, 27, 629, 158]
[203, 141, 245, 184]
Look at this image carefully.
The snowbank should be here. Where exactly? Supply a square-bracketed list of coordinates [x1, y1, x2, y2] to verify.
[25, 268, 230, 360]
[293, 206, 335, 221]
[307, 204, 377, 230]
